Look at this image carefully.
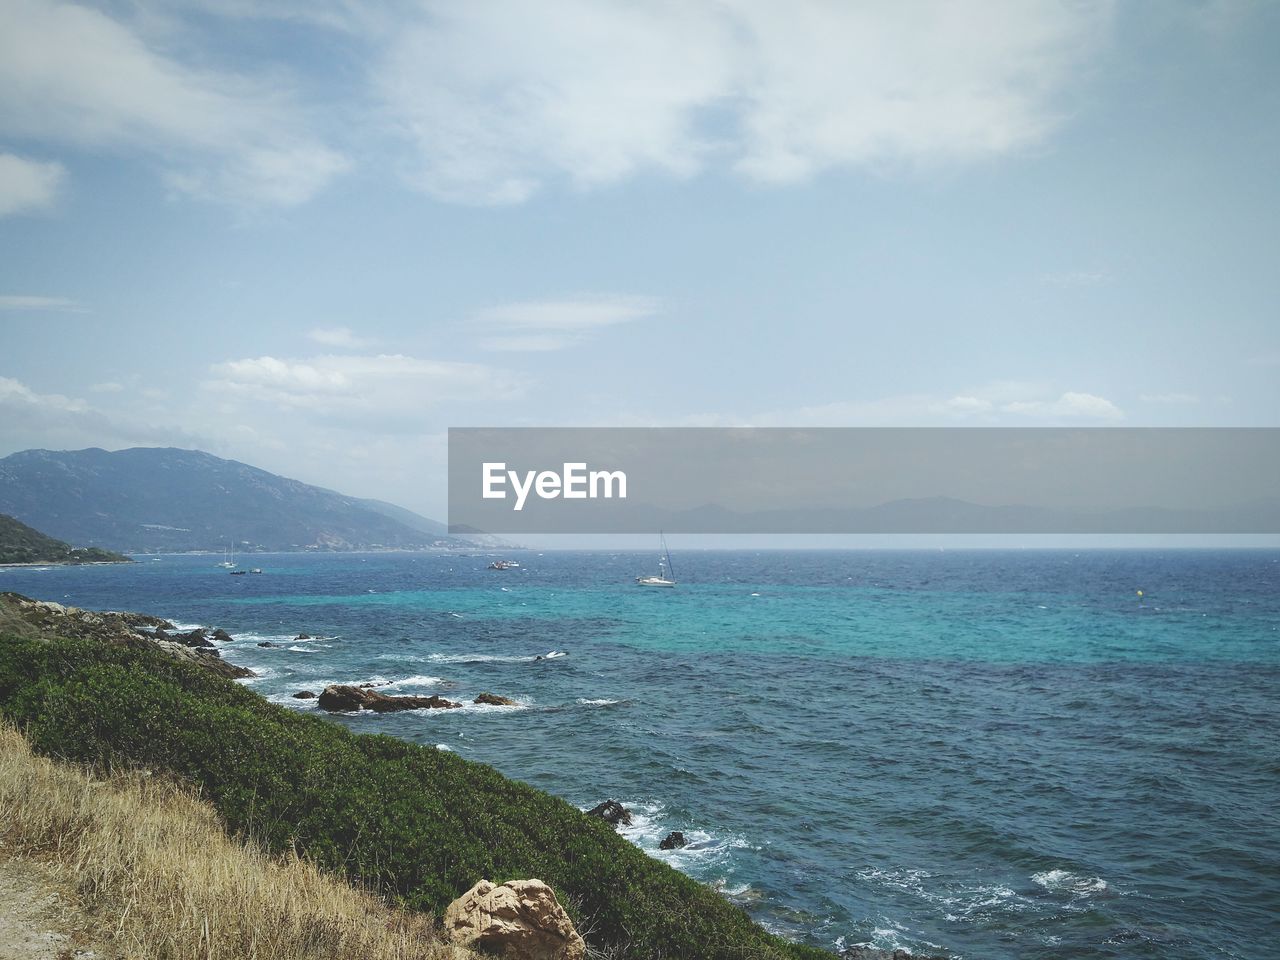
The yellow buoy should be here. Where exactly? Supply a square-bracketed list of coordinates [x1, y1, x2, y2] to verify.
[1136, 590, 1144, 597]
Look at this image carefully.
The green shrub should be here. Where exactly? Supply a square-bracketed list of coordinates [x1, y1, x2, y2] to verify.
[0, 631, 831, 960]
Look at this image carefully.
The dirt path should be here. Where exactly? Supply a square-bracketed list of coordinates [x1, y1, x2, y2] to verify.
[0, 858, 112, 960]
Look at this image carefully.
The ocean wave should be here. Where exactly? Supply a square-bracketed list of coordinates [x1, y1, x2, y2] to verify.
[601, 800, 750, 867]
[1032, 869, 1110, 896]
[384, 675, 447, 689]
[426, 651, 567, 664]
[857, 866, 1029, 921]
[577, 697, 624, 707]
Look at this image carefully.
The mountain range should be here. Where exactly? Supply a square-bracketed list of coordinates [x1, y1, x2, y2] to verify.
[0, 447, 473, 554]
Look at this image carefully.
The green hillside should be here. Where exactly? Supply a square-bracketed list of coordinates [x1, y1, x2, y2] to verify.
[0, 514, 131, 565]
[0, 594, 831, 960]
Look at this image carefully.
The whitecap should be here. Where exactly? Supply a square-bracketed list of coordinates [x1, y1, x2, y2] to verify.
[577, 698, 622, 707]
[384, 675, 447, 689]
[1032, 869, 1109, 896]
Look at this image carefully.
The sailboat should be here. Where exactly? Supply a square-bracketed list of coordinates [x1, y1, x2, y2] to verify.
[635, 533, 677, 588]
[215, 543, 236, 569]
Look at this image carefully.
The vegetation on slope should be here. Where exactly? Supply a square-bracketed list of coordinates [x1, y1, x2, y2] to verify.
[0, 514, 131, 565]
[0, 622, 831, 960]
[0, 722, 470, 960]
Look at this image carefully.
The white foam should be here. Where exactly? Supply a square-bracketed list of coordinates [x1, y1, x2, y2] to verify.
[384, 675, 446, 689]
[1032, 869, 1109, 896]
[577, 698, 622, 706]
[602, 800, 749, 867]
[426, 651, 563, 664]
[287, 645, 317, 653]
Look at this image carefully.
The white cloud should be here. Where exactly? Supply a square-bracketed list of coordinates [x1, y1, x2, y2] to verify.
[307, 327, 373, 349]
[0, 0, 347, 205]
[1139, 392, 1199, 404]
[1002, 391, 1123, 419]
[206, 353, 522, 417]
[90, 381, 125, 393]
[0, 153, 65, 217]
[1041, 269, 1108, 287]
[0, 375, 88, 413]
[378, 0, 1111, 202]
[473, 295, 659, 350]
[0, 294, 83, 311]
[716, 383, 1125, 427]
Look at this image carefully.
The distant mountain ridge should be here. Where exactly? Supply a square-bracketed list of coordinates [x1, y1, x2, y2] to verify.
[0, 447, 466, 553]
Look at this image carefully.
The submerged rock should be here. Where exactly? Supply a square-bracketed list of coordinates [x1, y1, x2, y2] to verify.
[473, 692, 519, 706]
[257, 641, 281, 648]
[317, 684, 461, 713]
[586, 800, 632, 826]
[840, 948, 946, 960]
[295, 633, 311, 640]
[659, 831, 687, 850]
[444, 879, 585, 960]
[292, 690, 317, 699]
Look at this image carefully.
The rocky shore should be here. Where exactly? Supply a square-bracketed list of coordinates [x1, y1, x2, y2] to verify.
[0, 592, 253, 680]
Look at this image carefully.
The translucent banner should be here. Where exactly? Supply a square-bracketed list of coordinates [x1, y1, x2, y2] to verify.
[448, 428, 1280, 534]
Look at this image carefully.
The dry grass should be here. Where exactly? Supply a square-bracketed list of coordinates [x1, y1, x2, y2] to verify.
[0, 723, 473, 960]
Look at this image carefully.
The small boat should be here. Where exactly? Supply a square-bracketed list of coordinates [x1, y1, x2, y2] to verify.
[488, 560, 520, 570]
[635, 533, 677, 588]
[229, 569, 247, 576]
[250, 568, 263, 574]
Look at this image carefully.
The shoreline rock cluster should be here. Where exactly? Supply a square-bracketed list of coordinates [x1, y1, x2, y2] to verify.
[0, 593, 254, 680]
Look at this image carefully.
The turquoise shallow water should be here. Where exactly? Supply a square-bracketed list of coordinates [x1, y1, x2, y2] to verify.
[3, 549, 1278, 958]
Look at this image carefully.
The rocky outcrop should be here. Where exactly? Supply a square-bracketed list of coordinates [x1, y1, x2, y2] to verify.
[0, 593, 255, 680]
[292, 690, 317, 699]
[586, 800, 632, 826]
[153, 641, 256, 679]
[443, 879, 585, 960]
[173, 628, 215, 649]
[659, 831, 687, 850]
[211, 628, 234, 643]
[474, 692, 519, 706]
[839, 949, 947, 960]
[316, 684, 461, 713]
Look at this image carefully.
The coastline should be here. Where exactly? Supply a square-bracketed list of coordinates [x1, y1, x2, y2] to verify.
[0, 590, 836, 960]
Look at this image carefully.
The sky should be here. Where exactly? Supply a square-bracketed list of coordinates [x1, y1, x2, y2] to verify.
[1, 0, 1278, 527]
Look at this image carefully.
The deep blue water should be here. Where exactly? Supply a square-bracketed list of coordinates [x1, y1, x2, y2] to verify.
[3, 550, 1278, 959]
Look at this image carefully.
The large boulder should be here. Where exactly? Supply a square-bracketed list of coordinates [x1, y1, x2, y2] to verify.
[586, 800, 632, 826]
[174, 628, 215, 649]
[659, 831, 687, 850]
[474, 692, 519, 706]
[443, 879, 585, 960]
[317, 684, 461, 713]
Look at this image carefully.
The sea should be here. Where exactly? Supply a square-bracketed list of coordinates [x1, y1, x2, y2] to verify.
[2, 549, 1277, 959]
